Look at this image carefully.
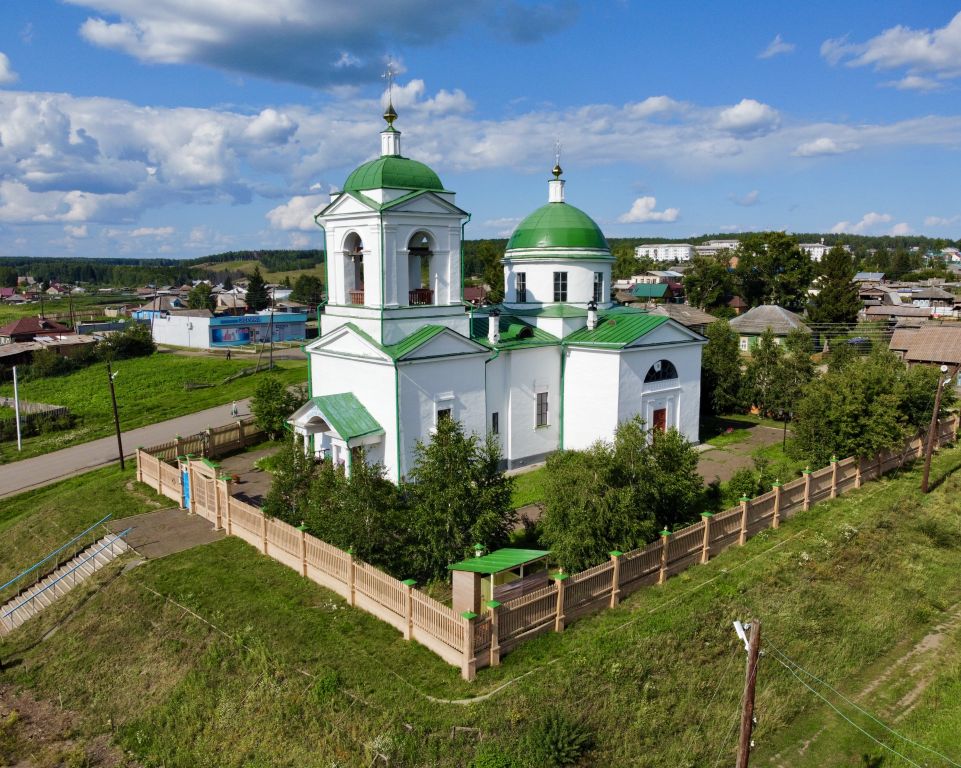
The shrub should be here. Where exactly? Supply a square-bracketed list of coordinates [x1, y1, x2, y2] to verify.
[97, 322, 156, 361]
[471, 744, 517, 768]
[522, 710, 592, 768]
[250, 376, 306, 439]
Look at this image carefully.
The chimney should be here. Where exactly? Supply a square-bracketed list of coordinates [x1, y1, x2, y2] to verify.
[488, 309, 500, 344]
[587, 301, 598, 331]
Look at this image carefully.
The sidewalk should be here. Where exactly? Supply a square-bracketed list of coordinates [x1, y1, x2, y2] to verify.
[0, 399, 252, 499]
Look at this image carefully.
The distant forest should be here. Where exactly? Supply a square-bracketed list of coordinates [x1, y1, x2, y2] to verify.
[2, 231, 958, 291]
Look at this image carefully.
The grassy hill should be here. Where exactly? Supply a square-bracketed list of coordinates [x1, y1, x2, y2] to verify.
[2, 447, 961, 766]
[193, 257, 325, 285]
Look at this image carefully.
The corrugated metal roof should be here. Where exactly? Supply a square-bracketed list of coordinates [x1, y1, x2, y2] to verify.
[383, 325, 448, 360]
[903, 326, 961, 365]
[470, 314, 559, 350]
[565, 309, 668, 347]
[309, 393, 384, 442]
[631, 283, 669, 299]
[448, 548, 550, 574]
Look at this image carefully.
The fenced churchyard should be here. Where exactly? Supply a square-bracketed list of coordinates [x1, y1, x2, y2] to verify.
[136, 415, 959, 681]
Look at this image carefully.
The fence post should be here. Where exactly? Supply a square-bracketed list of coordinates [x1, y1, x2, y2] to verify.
[205, 427, 214, 458]
[552, 572, 568, 631]
[461, 611, 478, 681]
[771, 482, 782, 529]
[609, 551, 623, 607]
[186, 457, 197, 514]
[346, 549, 356, 607]
[802, 467, 812, 511]
[700, 513, 713, 564]
[486, 600, 502, 666]
[136, 448, 144, 483]
[237, 420, 246, 450]
[830, 455, 839, 499]
[855, 459, 862, 489]
[214, 475, 227, 530]
[738, 495, 750, 546]
[261, 512, 268, 554]
[402, 579, 417, 641]
[298, 523, 308, 578]
[658, 529, 670, 585]
[175, 434, 184, 456]
[224, 486, 233, 536]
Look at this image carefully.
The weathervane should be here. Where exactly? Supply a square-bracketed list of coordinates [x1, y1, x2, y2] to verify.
[552, 138, 563, 178]
[382, 60, 398, 128]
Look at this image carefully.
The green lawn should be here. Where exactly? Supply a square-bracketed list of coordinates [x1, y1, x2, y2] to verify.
[0, 295, 128, 326]
[0, 354, 306, 462]
[510, 466, 547, 509]
[3, 445, 961, 766]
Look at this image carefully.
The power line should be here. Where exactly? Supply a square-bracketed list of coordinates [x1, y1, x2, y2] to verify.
[768, 643, 961, 767]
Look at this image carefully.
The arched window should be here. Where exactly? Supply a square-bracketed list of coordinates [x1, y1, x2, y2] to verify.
[644, 359, 678, 383]
[407, 230, 436, 305]
[342, 231, 364, 304]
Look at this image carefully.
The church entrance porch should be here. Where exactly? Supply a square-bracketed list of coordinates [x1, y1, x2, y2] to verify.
[288, 393, 385, 477]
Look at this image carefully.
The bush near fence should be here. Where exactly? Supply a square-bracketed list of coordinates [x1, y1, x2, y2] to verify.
[136, 415, 959, 681]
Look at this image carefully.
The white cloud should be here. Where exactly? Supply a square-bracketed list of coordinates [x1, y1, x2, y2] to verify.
[244, 109, 298, 144]
[0, 52, 18, 85]
[627, 96, 684, 119]
[822, 11, 961, 84]
[758, 34, 795, 59]
[618, 196, 679, 224]
[882, 74, 943, 91]
[715, 99, 780, 137]
[266, 194, 328, 231]
[890, 222, 911, 236]
[924, 214, 960, 227]
[130, 226, 173, 237]
[730, 190, 759, 207]
[64, 224, 88, 238]
[831, 212, 892, 234]
[483, 216, 522, 237]
[65, 0, 577, 88]
[792, 137, 859, 157]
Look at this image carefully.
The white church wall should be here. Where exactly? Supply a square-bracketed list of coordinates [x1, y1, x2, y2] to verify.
[617, 343, 703, 444]
[562, 347, 621, 451]
[501, 346, 562, 467]
[396, 355, 488, 478]
[320, 307, 382, 343]
[310, 351, 396, 477]
[504, 259, 612, 306]
[484, 352, 510, 460]
[381, 308, 471, 346]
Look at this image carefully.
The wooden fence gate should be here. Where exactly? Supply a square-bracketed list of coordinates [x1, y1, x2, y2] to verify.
[179, 456, 220, 525]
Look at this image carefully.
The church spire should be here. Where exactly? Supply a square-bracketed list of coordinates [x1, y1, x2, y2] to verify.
[548, 138, 565, 203]
[381, 62, 402, 156]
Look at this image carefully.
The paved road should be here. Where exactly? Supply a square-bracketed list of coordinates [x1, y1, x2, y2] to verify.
[0, 398, 252, 499]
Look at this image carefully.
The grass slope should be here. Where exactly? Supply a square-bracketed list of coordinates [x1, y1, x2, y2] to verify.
[195, 258, 325, 285]
[0, 354, 306, 462]
[2, 448, 961, 766]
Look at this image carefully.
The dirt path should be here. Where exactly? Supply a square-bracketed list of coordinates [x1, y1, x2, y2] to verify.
[697, 424, 788, 484]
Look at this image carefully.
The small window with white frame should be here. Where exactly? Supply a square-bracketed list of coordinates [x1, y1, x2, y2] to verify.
[553, 272, 567, 303]
[536, 391, 549, 428]
[739, 336, 749, 351]
[593, 271, 604, 303]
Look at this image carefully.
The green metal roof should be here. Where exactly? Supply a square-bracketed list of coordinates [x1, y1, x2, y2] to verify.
[448, 548, 550, 574]
[564, 309, 669, 347]
[343, 156, 444, 193]
[309, 393, 384, 442]
[469, 314, 559, 350]
[383, 325, 449, 359]
[630, 283, 669, 299]
[506, 202, 610, 252]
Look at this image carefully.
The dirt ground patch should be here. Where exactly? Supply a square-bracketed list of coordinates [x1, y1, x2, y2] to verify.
[107, 508, 223, 560]
[0, 684, 138, 767]
[697, 424, 788, 483]
[217, 444, 282, 506]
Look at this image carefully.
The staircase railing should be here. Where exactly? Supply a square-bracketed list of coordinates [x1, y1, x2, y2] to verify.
[0, 514, 114, 599]
[1, 528, 132, 624]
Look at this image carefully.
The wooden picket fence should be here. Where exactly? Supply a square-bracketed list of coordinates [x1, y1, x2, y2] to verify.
[142, 417, 263, 462]
[136, 415, 959, 681]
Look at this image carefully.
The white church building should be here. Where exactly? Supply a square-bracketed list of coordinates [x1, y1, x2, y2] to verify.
[289, 101, 705, 481]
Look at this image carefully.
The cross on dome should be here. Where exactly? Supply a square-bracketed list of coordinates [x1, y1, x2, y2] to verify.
[552, 138, 563, 179]
[382, 61, 398, 128]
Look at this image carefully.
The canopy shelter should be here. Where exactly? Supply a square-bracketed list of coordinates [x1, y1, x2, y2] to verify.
[287, 393, 384, 473]
[449, 548, 550, 614]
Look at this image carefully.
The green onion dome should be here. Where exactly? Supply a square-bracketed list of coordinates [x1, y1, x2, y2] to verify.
[506, 202, 609, 251]
[343, 156, 444, 193]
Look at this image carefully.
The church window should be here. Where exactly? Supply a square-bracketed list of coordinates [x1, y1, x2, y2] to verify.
[593, 272, 604, 302]
[517, 273, 527, 303]
[536, 392, 549, 427]
[491, 412, 499, 435]
[437, 407, 452, 423]
[644, 359, 678, 383]
[553, 272, 568, 302]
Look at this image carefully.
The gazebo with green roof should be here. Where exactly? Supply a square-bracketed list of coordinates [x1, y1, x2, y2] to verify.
[449, 547, 550, 614]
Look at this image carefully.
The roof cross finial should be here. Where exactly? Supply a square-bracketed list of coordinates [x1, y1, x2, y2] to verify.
[382, 60, 398, 128]
[552, 138, 563, 179]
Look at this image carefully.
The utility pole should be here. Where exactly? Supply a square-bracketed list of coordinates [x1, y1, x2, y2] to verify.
[921, 364, 958, 493]
[736, 619, 761, 768]
[268, 285, 275, 369]
[106, 360, 125, 470]
[12, 365, 22, 452]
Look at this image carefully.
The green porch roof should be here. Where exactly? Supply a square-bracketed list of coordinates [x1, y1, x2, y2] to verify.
[564, 308, 669, 347]
[506, 202, 610, 253]
[448, 548, 551, 574]
[343, 155, 444, 193]
[307, 393, 383, 442]
[630, 283, 670, 299]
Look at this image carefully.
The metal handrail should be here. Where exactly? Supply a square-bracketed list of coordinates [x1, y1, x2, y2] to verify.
[0, 513, 114, 594]
[2, 528, 131, 620]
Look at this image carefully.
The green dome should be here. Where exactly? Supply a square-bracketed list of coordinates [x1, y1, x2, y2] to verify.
[506, 202, 609, 251]
[343, 155, 444, 193]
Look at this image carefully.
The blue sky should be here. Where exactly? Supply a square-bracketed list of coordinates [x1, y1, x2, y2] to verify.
[1, 1, 961, 259]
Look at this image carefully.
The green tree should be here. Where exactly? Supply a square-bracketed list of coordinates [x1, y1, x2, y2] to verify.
[405, 418, 516, 581]
[633, 426, 703, 530]
[245, 266, 270, 311]
[290, 274, 324, 305]
[96, 322, 156, 360]
[701, 319, 743, 415]
[222, 274, 233, 291]
[0, 266, 17, 288]
[262, 437, 317, 522]
[734, 232, 814, 310]
[187, 282, 216, 311]
[807, 245, 861, 326]
[744, 329, 785, 416]
[683, 254, 733, 310]
[250, 376, 306, 439]
[780, 329, 816, 415]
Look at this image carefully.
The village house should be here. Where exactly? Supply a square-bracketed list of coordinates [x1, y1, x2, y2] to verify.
[728, 304, 811, 353]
